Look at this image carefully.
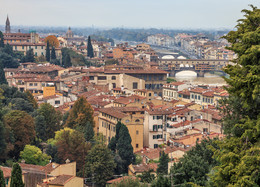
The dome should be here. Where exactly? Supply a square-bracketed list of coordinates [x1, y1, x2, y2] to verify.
[162, 55, 175, 59]
[177, 56, 186, 59]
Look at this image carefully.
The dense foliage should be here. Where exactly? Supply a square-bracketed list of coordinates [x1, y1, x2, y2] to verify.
[171, 138, 218, 186]
[10, 163, 24, 187]
[210, 5, 260, 186]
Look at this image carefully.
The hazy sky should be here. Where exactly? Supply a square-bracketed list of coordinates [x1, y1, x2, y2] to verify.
[0, 0, 259, 29]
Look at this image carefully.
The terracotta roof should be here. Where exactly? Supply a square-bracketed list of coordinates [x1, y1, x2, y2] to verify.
[0, 166, 12, 178]
[202, 91, 214, 97]
[169, 82, 185, 86]
[131, 163, 158, 173]
[107, 176, 139, 184]
[48, 175, 75, 185]
[170, 120, 191, 128]
[190, 87, 207, 94]
[42, 163, 60, 174]
[99, 107, 128, 119]
[178, 89, 190, 96]
[136, 147, 186, 160]
[19, 163, 44, 172]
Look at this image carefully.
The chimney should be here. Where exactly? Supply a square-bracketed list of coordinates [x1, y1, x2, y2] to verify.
[65, 159, 70, 164]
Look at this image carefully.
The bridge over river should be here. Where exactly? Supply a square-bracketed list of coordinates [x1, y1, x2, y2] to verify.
[158, 59, 232, 77]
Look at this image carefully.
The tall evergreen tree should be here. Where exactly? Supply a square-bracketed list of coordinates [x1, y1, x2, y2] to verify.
[0, 167, 5, 187]
[87, 36, 94, 58]
[46, 41, 50, 62]
[0, 64, 7, 85]
[210, 6, 260, 186]
[63, 54, 72, 68]
[157, 151, 170, 175]
[51, 46, 56, 60]
[0, 121, 6, 160]
[0, 31, 4, 48]
[23, 49, 35, 62]
[10, 163, 24, 187]
[117, 123, 135, 173]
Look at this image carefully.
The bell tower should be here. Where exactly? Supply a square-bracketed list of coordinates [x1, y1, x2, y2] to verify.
[5, 15, 11, 33]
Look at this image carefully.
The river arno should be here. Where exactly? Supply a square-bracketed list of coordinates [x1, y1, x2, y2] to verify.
[171, 71, 227, 86]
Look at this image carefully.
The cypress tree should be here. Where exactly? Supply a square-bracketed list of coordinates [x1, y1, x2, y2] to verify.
[0, 31, 4, 48]
[0, 121, 6, 157]
[0, 64, 7, 85]
[0, 167, 5, 187]
[51, 46, 56, 60]
[25, 49, 35, 62]
[46, 41, 50, 62]
[63, 54, 72, 68]
[117, 123, 135, 173]
[10, 163, 24, 187]
[87, 36, 94, 58]
[157, 151, 170, 175]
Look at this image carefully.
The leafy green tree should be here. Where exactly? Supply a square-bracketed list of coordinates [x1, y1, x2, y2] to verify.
[36, 103, 62, 141]
[65, 97, 94, 140]
[151, 176, 171, 187]
[46, 41, 50, 62]
[87, 36, 94, 58]
[138, 169, 155, 183]
[10, 163, 24, 187]
[210, 6, 260, 186]
[22, 49, 35, 63]
[0, 52, 19, 68]
[0, 167, 5, 187]
[117, 123, 135, 173]
[55, 128, 90, 171]
[10, 98, 34, 113]
[111, 177, 147, 187]
[4, 110, 35, 159]
[46, 144, 60, 163]
[51, 46, 56, 60]
[157, 151, 169, 175]
[61, 47, 90, 66]
[0, 31, 4, 48]
[20, 145, 51, 166]
[85, 144, 115, 187]
[25, 90, 38, 109]
[171, 139, 218, 186]
[63, 53, 72, 68]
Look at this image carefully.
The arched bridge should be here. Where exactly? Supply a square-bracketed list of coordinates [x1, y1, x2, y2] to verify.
[159, 59, 232, 77]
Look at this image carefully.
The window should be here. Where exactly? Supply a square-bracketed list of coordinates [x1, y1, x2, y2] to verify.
[35, 46, 37, 49]
[29, 83, 33, 86]
[195, 95, 197, 99]
[125, 119, 130, 123]
[89, 76, 94, 80]
[34, 83, 37, 86]
[136, 144, 139, 148]
[203, 128, 208, 133]
[154, 144, 158, 148]
[149, 93, 152, 97]
[97, 76, 107, 80]
[35, 52, 37, 56]
[192, 94, 194, 99]
[133, 82, 138, 89]
[198, 96, 201, 100]
[153, 135, 157, 139]
[141, 111, 144, 114]
[135, 119, 140, 122]
[42, 83, 45, 87]
[153, 125, 158, 131]
[136, 130, 139, 135]
[112, 83, 116, 88]
[41, 46, 44, 49]
[22, 46, 24, 49]
[55, 100, 60, 105]
[112, 76, 116, 80]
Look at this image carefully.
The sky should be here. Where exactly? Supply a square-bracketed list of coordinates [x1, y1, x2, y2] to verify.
[0, 0, 260, 29]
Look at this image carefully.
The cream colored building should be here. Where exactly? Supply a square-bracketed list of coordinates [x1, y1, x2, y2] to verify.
[163, 82, 189, 101]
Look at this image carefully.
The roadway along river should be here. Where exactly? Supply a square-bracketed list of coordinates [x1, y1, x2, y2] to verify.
[171, 71, 227, 86]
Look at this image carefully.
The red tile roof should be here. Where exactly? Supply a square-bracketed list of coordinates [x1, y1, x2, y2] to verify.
[107, 176, 139, 184]
[48, 175, 75, 185]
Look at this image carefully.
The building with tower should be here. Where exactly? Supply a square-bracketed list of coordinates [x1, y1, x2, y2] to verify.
[2, 15, 47, 57]
[5, 15, 11, 33]
[66, 27, 74, 38]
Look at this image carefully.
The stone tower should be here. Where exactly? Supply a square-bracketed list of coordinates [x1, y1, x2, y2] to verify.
[66, 27, 73, 38]
[5, 15, 11, 33]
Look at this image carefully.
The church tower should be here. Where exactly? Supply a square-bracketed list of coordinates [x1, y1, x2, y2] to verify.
[5, 15, 11, 33]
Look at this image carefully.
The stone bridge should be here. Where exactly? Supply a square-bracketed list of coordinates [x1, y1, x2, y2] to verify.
[159, 59, 232, 77]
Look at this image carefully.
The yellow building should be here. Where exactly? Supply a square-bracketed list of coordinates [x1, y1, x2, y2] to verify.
[98, 107, 144, 152]
[38, 175, 83, 187]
